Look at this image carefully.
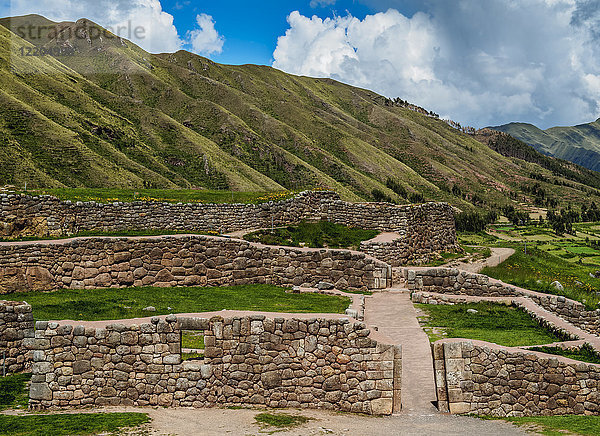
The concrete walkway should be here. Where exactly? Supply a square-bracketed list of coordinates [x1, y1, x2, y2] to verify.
[364, 290, 438, 415]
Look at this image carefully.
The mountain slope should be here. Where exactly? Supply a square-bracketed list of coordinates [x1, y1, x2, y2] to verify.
[1, 15, 600, 211]
[491, 119, 600, 172]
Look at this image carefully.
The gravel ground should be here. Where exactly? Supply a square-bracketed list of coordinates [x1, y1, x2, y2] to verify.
[106, 406, 530, 436]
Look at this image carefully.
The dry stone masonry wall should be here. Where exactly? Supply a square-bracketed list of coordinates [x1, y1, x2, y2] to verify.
[406, 267, 600, 336]
[0, 235, 391, 294]
[0, 300, 34, 374]
[28, 315, 400, 415]
[0, 191, 458, 266]
[433, 340, 600, 416]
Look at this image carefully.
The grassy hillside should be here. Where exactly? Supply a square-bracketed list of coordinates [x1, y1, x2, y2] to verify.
[1, 15, 600, 211]
[492, 119, 600, 172]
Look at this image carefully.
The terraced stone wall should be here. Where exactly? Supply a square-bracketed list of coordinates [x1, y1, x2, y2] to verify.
[0, 235, 391, 293]
[327, 201, 459, 266]
[405, 268, 600, 335]
[0, 192, 458, 266]
[433, 340, 600, 416]
[0, 300, 34, 374]
[0, 191, 338, 237]
[28, 315, 401, 415]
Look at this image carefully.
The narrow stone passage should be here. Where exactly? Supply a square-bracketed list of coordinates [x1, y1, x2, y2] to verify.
[364, 290, 438, 415]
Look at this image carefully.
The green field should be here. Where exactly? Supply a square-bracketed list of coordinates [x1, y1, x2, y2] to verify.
[528, 344, 600, 364]
[15, 188, 295, 204]
[0, 373, 30, 411]
[2, 285, 350, 321]
[481, 245, 600, 309]
[416, 302, 563, 347]
[0, 413, 150, 436]
[244, 221, 379, 249]
[458, 223, 600, 309]
[500, 415, 600, 436]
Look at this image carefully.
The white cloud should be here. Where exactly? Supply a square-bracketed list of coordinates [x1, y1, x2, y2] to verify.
[273, 1, 600, 128]
[5, 0, 183, 53]
[187, 13, 224, 55]
[3, 0, 225, 56]
[310, 0, 336, 8]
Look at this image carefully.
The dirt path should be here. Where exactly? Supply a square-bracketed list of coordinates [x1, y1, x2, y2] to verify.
[364, 291, 438, 415]
[2, 406, 528, 436]
[443, 247, 515, 273]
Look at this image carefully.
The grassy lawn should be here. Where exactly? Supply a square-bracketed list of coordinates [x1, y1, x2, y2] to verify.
[15, 188, 296, 204]
[0, 413, 150, 436]
[243, 221, 379, 249]
[500, 415, 600, 436]
[481, 245, 600, 309]
[416, 302, 563, 347]
[528, 344, 600, 364]
[181, 330, 205, 361]
[2, 285, 351, 321]
[0, 374, 30, 411]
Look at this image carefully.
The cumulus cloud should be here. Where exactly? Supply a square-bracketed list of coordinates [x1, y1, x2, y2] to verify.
[5, 0, 183, 53]
[187, 13, 224, 55]
[4, 0, 224, 56]
[273, 1, 600, 128]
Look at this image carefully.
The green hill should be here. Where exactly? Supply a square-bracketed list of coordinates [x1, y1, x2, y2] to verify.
[1, 14, 600, 211]
[491, 119, 600, 172]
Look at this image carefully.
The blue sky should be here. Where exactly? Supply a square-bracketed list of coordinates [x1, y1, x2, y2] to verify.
[161, 0, 380, 65]
[3, 0, 600, 128]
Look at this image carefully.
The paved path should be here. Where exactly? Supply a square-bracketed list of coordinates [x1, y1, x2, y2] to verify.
[364, 290, 438, 415]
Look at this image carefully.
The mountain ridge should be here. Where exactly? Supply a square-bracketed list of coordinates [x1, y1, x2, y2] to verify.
[1, 14, 600, 212]
[491, 119, 600, 172]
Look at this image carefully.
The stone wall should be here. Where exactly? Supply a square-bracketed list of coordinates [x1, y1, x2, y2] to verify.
[0, 235, 391, 294]
[0, 191, 458, 266]
[28, 315, 401, 415]
[0, 300, 34, 374]
[331, 202, 459, 266]
[405, 267, 600, 336]
[526, 293, 600, 337]
[0, 191, 338, 237]
[433, 340, 600, 416]
[411, 292, 578, 342]
[405, 268, 517, 297]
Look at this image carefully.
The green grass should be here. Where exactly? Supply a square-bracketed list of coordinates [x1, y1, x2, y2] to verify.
[182, 352, 204, 361]
[2, 285, 351, 321]
[0, 412, 150, 436]
[17, 188, 296, 204]
[254, 413, 309, 429]
[481, 245, 600, 309]
[418, 250, 465, 267]
[528, 343, 600, 364]
[416, 302, 563, 347]
[243, 221, 379, 249]
[458, 231, 499, 246]
[182, 331, 205, 349]
[0, 374, 30, 411]
[501, 415, 600, 436]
